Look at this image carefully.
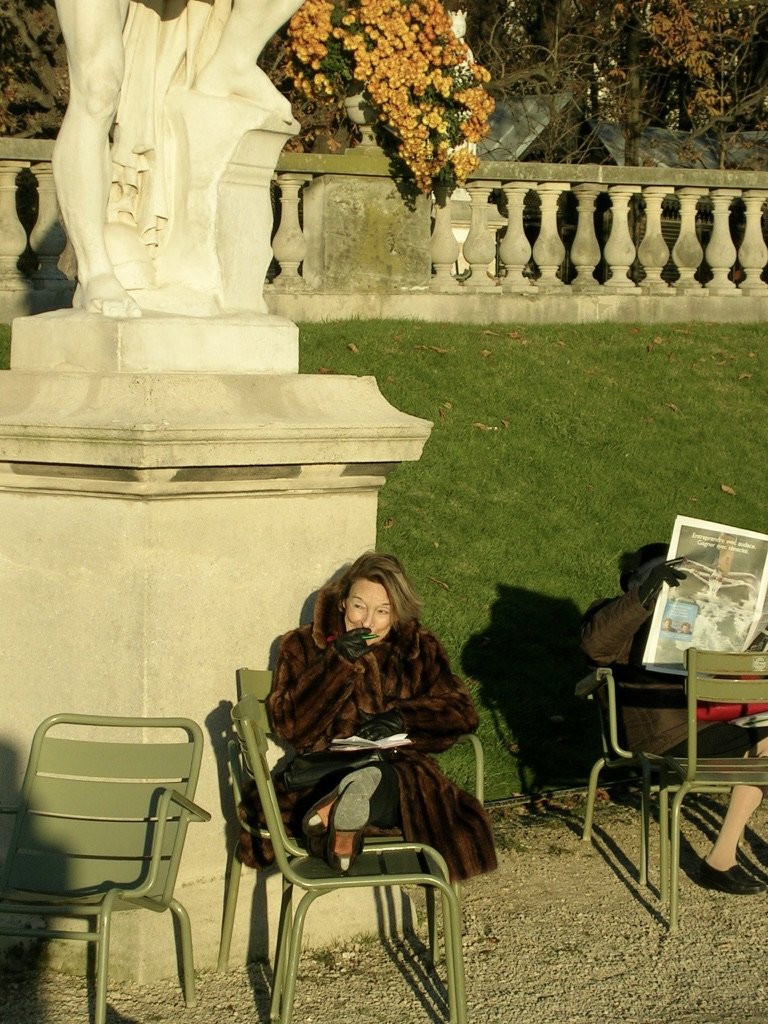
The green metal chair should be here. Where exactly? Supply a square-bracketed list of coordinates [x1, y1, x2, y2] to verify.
[659, 648, 768, 933]
[227, 689, 467, 1024]
[0, 713, 211, 1024]
[216, 667, 484, 974]
[576, 667, 660, 886]
[216, 667, 301, 973]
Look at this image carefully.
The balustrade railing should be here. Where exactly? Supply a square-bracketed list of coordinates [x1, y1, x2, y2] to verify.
[2, 138, 768, 324]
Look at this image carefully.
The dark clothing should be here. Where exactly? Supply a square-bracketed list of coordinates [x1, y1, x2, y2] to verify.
[238, 585, 497, 883]
[580, 587, 765, 756]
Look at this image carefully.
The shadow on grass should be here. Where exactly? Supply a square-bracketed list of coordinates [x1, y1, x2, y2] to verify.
[462, 582, 598, 794]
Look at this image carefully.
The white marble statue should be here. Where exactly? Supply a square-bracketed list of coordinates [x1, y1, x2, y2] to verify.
[53, 0, 305, 318]
[449, 8, 474, 63]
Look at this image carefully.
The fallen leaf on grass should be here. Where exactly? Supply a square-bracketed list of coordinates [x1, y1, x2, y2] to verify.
[427, 575, 450, 590]
[739, 373, 753, 380]
[665, 402, 680, 413]
[318, 366, 336, 374]
[482, 329, 502, 337]
[382, 517, 395, 529]
[501, 419, 510, 428]
[414, 344, 449, 355]
[480, 349, 493, 358]
[473, 421, 494, 431]
[646, 336, 664, 352]
[721, 483, 736, 496]
[347, 342, 359, 353]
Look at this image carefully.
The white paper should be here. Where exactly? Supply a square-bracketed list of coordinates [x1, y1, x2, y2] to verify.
[330, 733, 412, 750]
[642, 516, 768, 674]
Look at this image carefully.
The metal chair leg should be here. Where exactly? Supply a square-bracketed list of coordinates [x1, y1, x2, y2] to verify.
[216, 848, 242, 971]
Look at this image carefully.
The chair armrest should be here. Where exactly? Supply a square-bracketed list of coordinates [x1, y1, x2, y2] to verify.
[454, 732, 484, 804]
[574, 667, 613, 698]
[168, 789, 211, 823]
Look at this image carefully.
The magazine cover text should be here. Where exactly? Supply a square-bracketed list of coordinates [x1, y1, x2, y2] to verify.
[642, 516, 768, 674]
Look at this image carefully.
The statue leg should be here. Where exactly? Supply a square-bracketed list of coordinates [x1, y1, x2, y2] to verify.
[53, 0, 141, 318]
[193, 0, 305, 120]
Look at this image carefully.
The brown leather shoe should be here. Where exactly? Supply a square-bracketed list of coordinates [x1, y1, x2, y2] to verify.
[699, 860, 767, 895]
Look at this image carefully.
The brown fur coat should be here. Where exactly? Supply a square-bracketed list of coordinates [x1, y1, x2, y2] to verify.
[237, 586, 497, 882]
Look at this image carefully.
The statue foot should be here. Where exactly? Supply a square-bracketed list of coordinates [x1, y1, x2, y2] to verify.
[76, 274, 142, 318]
[194, 64, 294, 124]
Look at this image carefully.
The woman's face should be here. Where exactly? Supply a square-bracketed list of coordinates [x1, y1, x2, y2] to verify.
[342, 578, 393, 644]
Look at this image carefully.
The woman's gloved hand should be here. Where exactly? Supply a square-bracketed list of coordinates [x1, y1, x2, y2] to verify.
[638, 562, 687, 608]
[357, 708, 405, 741]
[334, 627, 371, 661]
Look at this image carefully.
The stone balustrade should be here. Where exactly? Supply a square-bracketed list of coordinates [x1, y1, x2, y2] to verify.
[3, 138, 768, 324]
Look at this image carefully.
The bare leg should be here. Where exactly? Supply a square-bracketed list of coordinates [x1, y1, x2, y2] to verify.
[193, 0, 305, 119]
[706, 736, 768, 870]
[706, 784, 764, 870]
[54, 0, 141, 317]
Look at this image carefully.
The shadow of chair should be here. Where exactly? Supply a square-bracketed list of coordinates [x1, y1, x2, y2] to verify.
[0, 713, 210, 1024]
[659, 648, 768, 933]
[226, 690, 466, 1024]
[576, 667, 660, 886]
[216, 667, 485, 976]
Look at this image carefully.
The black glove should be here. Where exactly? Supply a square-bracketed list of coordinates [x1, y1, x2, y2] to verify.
[637, 562, 687, 608]
[357, 708, 405, 741]
[334, 627, 370, 661]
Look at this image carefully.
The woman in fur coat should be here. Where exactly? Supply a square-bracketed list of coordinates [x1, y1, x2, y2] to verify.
[238, 551, 497, 882]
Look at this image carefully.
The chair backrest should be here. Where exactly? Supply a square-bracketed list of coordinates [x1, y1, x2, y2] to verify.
[685, 648, 768, 771]
[230, 694, 305, 871]
[236, 668, 274, 700]
[1, 714, 204, 905]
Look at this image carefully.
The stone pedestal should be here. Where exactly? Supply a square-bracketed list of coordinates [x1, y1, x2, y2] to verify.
[10, 309, 299, 373]
[0, 344, 431, 979]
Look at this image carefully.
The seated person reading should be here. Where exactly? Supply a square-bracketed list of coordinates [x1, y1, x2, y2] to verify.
[581, 543, 768, 896]
[238, 552, 497, 881]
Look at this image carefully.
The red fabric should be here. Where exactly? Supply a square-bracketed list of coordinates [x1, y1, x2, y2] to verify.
[696, 701, 768, 722]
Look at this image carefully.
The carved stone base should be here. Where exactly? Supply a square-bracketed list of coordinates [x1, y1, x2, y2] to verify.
[10, 308, 299, 373]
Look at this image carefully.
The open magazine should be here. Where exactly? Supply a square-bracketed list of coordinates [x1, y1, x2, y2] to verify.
[330, 733, 412, 750]
[642, 515, 768, 675]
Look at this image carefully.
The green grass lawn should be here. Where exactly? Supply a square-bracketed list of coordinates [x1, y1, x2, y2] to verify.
[3, 318, 767, 800]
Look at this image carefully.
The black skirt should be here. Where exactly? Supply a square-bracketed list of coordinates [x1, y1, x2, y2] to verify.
[665, 721, 768, 758]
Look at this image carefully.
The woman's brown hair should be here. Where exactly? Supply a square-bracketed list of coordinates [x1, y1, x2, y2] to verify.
[333, 552, 423, 625]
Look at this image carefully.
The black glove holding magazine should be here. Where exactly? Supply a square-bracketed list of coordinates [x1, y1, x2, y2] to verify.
[334, 627, 371, 661]
[638, 561, 687, 608]
[357, 709, 405, 741]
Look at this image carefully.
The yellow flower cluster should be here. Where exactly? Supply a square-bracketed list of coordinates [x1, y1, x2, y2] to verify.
[286, 0, 495, 192]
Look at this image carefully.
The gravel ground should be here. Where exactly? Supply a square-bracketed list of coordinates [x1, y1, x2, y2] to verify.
[4, 793, 768, 1024]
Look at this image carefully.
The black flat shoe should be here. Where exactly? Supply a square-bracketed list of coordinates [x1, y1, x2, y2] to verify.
[699, 860, 767, 895]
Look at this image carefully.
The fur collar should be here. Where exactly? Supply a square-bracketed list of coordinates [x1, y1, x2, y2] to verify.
[310, 582, 421, 659]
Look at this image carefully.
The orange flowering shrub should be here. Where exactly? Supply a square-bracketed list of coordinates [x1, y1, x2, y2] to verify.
[286, 0, 495, 192]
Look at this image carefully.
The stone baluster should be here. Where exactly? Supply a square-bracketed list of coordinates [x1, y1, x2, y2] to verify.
[671, 187, 705, 291]
[430, 180, 461, 289]
[570, 183, 602, 292]
[0, 161, 30, 293]
[462, 180, 500, 290]
[271, 173, 309, 287]
[603, 184, 640, 290]
[736, 189, 768, 294]
[499, 183, 534, 292]
[532, 181, 567, 288]
[29, 163, 70, 291]
[704, 188, 740, 295]
[637, 186, 672, 292]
